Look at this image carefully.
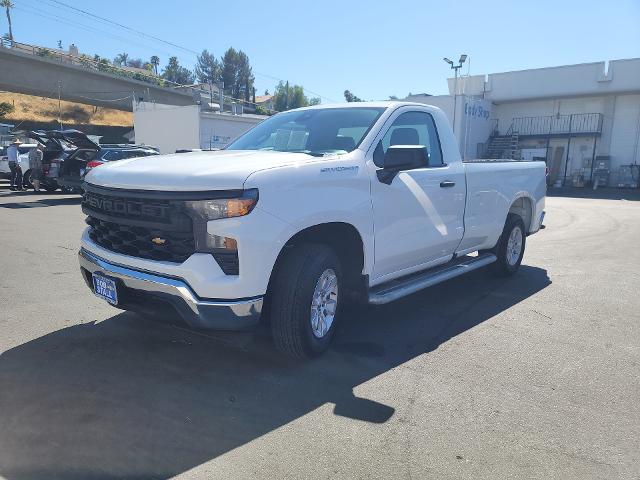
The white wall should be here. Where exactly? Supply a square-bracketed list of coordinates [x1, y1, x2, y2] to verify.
[459, 97, 492, 159]
[422, 57, 640, 185]
[484, 59, 640, 102]
[133, 103, 266, 154]
[447, 74, 486, 96]
[133, 103, 200, 154]
[609, 94, 640, 171]
[199, 113, 263, 150]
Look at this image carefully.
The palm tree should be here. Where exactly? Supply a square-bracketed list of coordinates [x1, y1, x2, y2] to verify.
[114, 52, 129, 67]
[150, 55, 160, 75]
[1, 0, 14, 42]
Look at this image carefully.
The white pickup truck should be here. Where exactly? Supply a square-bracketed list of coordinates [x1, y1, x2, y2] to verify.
[79, 102, 545, 358]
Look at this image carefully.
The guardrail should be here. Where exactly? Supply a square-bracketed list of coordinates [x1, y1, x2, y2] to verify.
[510, 113, 603, 136]
[1, 38, 170, 88]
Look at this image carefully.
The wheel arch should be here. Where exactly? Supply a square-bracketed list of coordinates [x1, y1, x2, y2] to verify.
[508, 194, 534, 233]
[267, 222, 367, 298]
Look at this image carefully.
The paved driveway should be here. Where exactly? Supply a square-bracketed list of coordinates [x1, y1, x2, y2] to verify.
[0, 184, 638, 479]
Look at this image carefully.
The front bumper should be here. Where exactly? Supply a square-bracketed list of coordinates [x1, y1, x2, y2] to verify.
[79, 248, 263, 330]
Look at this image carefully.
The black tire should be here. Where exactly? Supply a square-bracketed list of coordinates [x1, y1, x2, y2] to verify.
[43, 184, 58, 192]
[22, 169, 32, 189]
[270, 244, 343, 359]
[491, 213, 526, 277]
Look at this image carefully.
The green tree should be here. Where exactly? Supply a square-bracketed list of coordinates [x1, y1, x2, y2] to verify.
[161, 56, 194, 85]
[195, 49, 221, 85]
[308, 97, 321, 106]
[114, 52, 129, 66]
[150, 55, 160, 75]
[236, 50, 254, 101]
[344, 89, 363, 102]
[0, 101, 14, 117]
[220, 47, 239, 96]
[1, 0, 14, 42]
[220, 48, 254, 101]
[273, 81, 311, 111]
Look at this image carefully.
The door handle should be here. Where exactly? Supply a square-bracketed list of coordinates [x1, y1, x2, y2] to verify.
[440, 181, 455, 188]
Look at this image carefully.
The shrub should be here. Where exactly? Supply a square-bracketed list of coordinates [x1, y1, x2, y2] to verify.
[0, 101, 15, 117]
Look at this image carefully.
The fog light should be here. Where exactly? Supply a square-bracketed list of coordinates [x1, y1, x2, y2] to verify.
[206, 234, 238, 251]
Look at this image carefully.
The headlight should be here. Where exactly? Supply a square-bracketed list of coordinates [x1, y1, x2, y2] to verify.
[185, 189, 258, 220]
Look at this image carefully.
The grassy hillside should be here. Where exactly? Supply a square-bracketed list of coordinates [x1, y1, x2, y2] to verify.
[0, 92, 132, 127]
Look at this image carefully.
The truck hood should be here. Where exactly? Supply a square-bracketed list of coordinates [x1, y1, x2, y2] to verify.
[85, 150, 318, 191]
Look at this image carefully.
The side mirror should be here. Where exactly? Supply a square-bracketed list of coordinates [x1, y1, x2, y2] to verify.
[377, 145, 427, 184]
[383, 145, 427, 170]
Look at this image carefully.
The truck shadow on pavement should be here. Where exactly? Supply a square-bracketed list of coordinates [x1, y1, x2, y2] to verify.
[0, 265, 550, 479]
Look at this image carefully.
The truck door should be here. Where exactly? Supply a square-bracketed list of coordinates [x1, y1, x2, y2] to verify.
[367, 108, 465, 281]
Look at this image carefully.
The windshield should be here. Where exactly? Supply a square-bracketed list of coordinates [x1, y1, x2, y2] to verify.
[227, 107, 385, 156]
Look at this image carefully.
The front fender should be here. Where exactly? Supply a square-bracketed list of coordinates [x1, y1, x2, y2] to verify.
[244, 153, 374, 275]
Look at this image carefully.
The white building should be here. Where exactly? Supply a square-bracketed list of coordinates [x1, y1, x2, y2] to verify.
[408, 58, 640, 187]
[133, 102, 267, 154]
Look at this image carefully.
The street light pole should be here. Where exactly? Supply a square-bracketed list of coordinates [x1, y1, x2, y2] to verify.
[443, 55, 467, 135]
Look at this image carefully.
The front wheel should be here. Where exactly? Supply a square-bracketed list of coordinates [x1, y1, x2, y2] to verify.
[491, 213, 526, 276]
[270, 244, 343, 359]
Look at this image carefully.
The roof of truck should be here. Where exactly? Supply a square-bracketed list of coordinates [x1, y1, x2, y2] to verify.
[289, 101, 437, 112]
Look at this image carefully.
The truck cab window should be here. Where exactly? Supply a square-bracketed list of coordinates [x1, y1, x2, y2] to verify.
[381, 111, 443, 167]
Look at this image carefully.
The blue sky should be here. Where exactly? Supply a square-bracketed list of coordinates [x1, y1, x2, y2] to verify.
[5, 0, 640, 102]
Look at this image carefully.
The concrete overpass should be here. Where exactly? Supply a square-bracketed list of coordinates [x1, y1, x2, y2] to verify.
[0, 45, 203, 111]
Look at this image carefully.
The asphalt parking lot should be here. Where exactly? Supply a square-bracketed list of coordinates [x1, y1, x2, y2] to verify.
[0, 181, 639, 480]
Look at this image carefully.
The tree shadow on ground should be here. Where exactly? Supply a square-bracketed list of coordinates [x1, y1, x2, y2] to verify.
[0, 197, 82, 208]
[0, 265, 550, 479]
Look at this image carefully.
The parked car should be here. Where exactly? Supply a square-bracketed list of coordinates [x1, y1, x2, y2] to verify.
[0, 142, 52, 190]
[5, 130, 99, 192]
[58, 142, 160, 192]
[78, 102, 546, 359]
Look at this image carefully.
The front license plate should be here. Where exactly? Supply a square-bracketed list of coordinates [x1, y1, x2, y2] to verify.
[92, 273, 118, 305]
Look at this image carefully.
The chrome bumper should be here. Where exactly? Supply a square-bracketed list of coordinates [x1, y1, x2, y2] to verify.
[78, 248, 262, 330]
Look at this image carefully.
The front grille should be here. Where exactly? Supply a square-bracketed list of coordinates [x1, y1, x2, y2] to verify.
[86, 216, 195, 263]
[82, 186, 241, 272]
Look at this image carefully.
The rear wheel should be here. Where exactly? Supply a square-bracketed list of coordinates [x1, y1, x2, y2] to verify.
[270, 244, 342, 359]
[43, 183, 58, 192]
[491, 213, 526, 276]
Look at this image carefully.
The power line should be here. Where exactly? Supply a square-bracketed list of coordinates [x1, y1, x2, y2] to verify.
[15, 1, 178, 58]
[44, 0, 200, 55]
[32, 0, 337, 102]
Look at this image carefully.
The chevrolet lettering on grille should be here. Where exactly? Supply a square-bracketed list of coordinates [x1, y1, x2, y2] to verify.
[84, 193, 169, 219]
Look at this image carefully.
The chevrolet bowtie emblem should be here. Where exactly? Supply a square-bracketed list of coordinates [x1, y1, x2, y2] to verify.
[151, 237, 166, 245]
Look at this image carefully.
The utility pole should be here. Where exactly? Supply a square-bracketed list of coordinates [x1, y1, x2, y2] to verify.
[443, 55, 467, 135]
[57, 80, 62, 129]
[285, 80, 289, 110]
[218, 81, 224, 113]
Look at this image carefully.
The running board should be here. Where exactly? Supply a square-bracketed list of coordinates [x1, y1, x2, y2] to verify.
[368, 253, 497, 305]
